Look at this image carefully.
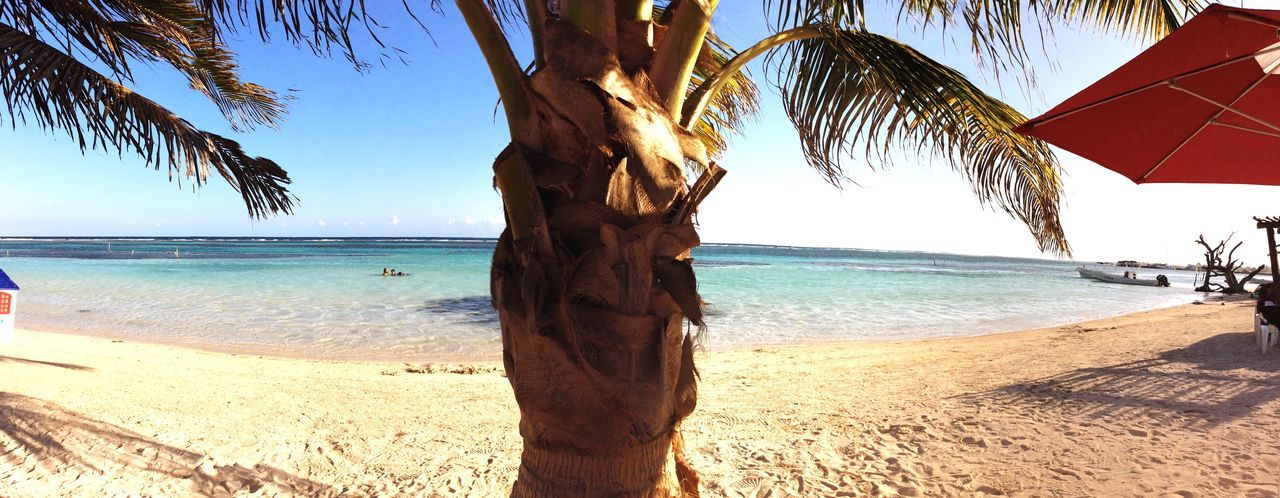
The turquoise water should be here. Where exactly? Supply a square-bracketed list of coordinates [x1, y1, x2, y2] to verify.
[0, 238, 1203, 361]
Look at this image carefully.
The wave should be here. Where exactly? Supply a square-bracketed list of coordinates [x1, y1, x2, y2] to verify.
[694, 260, 770, 268]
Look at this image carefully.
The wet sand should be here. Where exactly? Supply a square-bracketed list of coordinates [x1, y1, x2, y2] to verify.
[1, 299, 1278, 496]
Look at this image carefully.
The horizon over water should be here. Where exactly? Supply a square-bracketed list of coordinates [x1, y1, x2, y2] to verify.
[0, 237, 1204, 361]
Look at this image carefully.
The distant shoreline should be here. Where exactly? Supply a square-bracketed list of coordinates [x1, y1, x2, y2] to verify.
[0, 236, 1076, 265]
[1, 236, 1206, 268]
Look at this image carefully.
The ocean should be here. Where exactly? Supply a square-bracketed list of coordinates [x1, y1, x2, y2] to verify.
[0, 238, 1204, 361]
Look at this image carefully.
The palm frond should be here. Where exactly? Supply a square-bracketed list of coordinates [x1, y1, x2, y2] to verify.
[480, 0, 527, 33]
[899, 0, 1203, 81]
[764, 0, 865, 29]
[0, 0, 286, 130]
[1048, 0, 1202, 38]
[126, 0, 288, 129]
[769, 26, 1069, 255]
[652, 3, 761, 159]
[0, 23, 293, 218]
[689, 28, 760, 159]
[196, 0, 380, 64]
[767, 0, 1201, 87]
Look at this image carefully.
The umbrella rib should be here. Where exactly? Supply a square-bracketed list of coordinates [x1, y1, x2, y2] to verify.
[1028, 46, 1280, 129]
[1226, 10, 1280, 29]
[1167, 80, 1280, 134]
[1139, 74, 1274, 181]
[1210, 120, 1280, 140]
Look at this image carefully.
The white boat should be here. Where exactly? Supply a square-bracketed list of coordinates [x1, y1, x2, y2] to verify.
[1077, 266, 1169, 287]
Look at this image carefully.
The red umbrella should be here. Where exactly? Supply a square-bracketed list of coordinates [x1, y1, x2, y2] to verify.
[1016, 4, 1280, 185]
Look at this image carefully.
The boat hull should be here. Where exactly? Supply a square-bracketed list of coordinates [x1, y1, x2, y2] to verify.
[1077, 267, 1164, 286]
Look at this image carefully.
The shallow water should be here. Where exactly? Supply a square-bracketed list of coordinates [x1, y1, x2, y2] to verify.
[0, 238, 1204, 360]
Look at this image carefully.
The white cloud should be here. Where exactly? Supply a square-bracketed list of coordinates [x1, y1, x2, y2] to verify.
[447, 217, 457, 225]
[391, 215, 400, 225]
[317, 219, 327, 227]
[464, 216, 476, 225]
[342, 221, 351, 227]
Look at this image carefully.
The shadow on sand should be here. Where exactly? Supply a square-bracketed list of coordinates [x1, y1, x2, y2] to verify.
[0, 355, 95, 372]
[0, 392, 336, 496]
[960, 331, 1280, 427]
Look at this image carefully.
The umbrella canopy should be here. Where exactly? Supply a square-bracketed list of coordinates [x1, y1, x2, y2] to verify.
[1016, 4, 1280, 185]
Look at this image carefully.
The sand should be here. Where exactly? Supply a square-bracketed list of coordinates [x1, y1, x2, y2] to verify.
[1, 300, 1279, 497]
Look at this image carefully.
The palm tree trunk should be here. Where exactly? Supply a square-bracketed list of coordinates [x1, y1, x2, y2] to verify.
[487, 18, 716, 498]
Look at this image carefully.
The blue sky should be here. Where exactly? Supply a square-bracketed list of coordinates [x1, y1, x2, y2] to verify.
[4, 1, 1280, 265]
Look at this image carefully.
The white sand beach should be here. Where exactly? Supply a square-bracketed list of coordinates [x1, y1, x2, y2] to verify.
[1, 300, 1278, 497]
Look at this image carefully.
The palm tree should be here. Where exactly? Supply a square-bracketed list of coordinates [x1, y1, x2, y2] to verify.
[4, 0, 1203, 495]
[461, 1, 1201, 495]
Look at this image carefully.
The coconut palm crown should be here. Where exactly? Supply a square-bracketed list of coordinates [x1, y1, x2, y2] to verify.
[466, 0, 1198, 259]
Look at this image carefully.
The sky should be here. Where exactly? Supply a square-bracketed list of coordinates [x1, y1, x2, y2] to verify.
[3, 1, 1280, 265]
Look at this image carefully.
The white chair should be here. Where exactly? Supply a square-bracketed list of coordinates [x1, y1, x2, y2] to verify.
[1256, 312, 1279, 354]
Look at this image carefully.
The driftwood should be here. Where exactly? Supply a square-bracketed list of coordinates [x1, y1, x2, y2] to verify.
[1194, 234, 1264, 294]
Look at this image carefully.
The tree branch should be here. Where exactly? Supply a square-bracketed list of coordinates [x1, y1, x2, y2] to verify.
[456, 0, 530, 138]
[681, 24, 821, 128]
[650, 0, 719, 117]
[522, 0, 548, 67]
[560, 0, 615, 50]
[1228, 240, 1243, 266]
[619, 0, 654, 21]
[493, 145, 553, 256]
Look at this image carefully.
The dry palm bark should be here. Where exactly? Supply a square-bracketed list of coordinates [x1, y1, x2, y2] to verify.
[487, 18, 719, 497]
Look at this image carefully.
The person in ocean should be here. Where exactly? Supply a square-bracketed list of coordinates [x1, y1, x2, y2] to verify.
[382, 267, 390, 276]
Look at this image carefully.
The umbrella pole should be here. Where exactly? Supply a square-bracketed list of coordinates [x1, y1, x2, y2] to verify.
[1268, 227, 1279, 299]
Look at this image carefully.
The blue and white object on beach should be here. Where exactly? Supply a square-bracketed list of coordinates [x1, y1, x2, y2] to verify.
[0, 268, 18, 341]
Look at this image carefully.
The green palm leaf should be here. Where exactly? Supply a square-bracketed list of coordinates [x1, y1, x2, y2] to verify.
[196, 0, 385, 62]
[0, 23, 294, 218]
[765, 0, 866, 28]
[688, 62, 759, 160]
[768, 0, 1202, 83]
[1, 0, 286, 130]
[663, 5, 761, 159]
[901, 0, 1203, 79]
[771, 26, 1068, 255]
